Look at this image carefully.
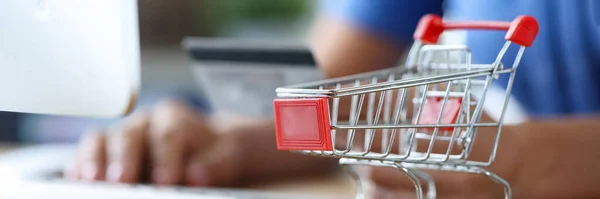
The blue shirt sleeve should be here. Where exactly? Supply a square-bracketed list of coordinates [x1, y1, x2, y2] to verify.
[319, 0, 444, 47]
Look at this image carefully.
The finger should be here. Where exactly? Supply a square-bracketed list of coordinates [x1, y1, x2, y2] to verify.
[63, 160, 79, 180]
[72, 129, 107, 181]
[184, 135, 239, 187]
[148, 100, 191, 185]
[105, 112, 150, 183]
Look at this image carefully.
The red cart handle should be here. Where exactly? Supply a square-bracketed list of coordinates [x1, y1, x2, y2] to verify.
[414, 14, 539, 47]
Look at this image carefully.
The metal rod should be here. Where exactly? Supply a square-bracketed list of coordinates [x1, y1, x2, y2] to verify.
[382, 88, 407, 157]
[333, 123, 498, 129]
[420, 81, 454, 160]
[399, 84, 429, 160]
[344, 80, 361, 153]
[443, 78, 471, 162]
[382, 73, 395, 153]
[331, 83, 341, 152]
[334, 69, 491, 94]
[363, 90, 386, 155]
[487, 45, 525, 164]
[364, 77, 378, 153]
[335, 72, 489, 97]
[345, 94, 365, 153]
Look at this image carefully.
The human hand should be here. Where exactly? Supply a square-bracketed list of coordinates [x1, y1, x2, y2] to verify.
[64, 99, 243, 186]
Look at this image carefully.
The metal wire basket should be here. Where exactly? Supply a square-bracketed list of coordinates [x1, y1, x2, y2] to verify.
[273, 14, 538, 199]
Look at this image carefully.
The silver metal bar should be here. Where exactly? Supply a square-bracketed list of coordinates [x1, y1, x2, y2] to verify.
[340, 163, 365, 199]
[463, 41, 511, 159]
[466, 45, 473, 124]
[382, 74, 395, 152]
[344, 94, 365, 154]
[276, 93, 330, 98]
[363, 90, 385, 155]
[464, 76, 493, 159]
[276, 69, 493, 97]
[333, 123, 498, 129]
[443, 78, 472, 162]
[276, 88, 333, 95]
[414, 134, 457, 142]
[399, 84, 429, 160]
[479, 168, 512, 199]
[331, 83, 341, 152]
[422, 90, 466, 97]
[492, 41, 511, 72]
[364, 77, 378, 153]
[404, 41, 423, 67]
[420, 44, 471, 52]
[334, 68, 491, 94]
[318, 85, 325, 157]
[383, 88, 408, 157]
[410, 168, 437, 199]
[335, 72, 489, 97]
[419, 81, 454, 160]
[344, 80, 361, 153]
[280, 67, 404, 89]
[392, 164, 425, 199]
[487, 46, 526, 165]
[450, 79, 486, 85]
[425, 63, 492, 70]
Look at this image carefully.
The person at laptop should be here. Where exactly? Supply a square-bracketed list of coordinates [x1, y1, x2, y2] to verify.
[66, 0, 600, 198]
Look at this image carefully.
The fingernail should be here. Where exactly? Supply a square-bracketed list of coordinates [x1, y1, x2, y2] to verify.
[187, 164, 211, 186]
[152, 167, 171, 185]
[106, 163, 123, 182]
[81, 162, 99, 181]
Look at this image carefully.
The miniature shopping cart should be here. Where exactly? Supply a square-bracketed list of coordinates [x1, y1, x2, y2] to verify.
[273, 14, 538, 199]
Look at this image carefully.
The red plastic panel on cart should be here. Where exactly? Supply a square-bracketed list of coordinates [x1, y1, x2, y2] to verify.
[418, 97, 462, 132]
[274, 98, 332, 150]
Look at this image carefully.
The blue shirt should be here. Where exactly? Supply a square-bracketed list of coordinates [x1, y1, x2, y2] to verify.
[322, 0, 600, 117]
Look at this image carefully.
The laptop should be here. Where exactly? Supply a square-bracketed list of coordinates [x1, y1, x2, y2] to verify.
[0, 0, 140, 117]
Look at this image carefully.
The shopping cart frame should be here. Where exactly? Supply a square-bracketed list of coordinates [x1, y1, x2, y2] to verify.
[274, 14, 538, 199]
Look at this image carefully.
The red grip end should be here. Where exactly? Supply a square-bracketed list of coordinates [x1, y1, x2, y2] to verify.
[413, 14, 444, 44]
[414, 14, 539, 47]
[274, 98, 333, 151]
[505, 16, 539, 47]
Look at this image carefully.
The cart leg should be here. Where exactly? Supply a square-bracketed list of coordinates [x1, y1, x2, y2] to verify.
[478, 168, 512, 199]
[409, 168, 437, 199]
[341, 163, 365, 199]
[339, 159, 433, 199]
[392, 163, 425, 199]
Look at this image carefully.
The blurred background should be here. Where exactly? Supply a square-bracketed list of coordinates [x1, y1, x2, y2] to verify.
[0, 0, 319, 144]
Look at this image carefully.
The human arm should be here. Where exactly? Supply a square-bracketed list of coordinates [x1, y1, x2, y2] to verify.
[370, 115, 600, 198]
[310, 0, 444, 78]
